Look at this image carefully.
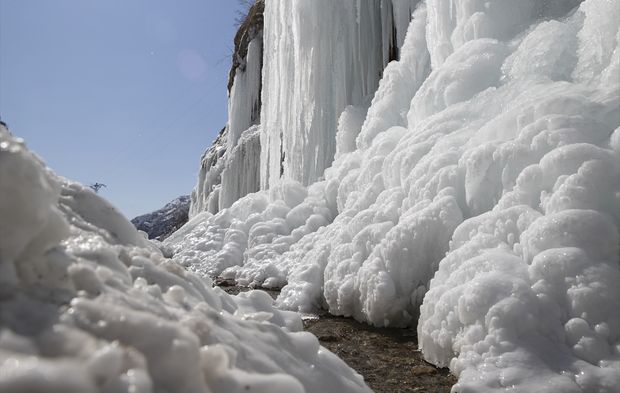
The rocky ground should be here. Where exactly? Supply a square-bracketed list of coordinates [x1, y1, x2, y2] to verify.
[304, 311, 455, 393]
[220, 282, 456, 393]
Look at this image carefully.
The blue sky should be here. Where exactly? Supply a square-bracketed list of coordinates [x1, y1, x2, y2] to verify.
[0, 0, 241, 218]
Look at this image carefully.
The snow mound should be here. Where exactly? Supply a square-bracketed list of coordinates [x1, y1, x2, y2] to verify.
[169, 0, 620, 391]
[0, 125, 371, 393]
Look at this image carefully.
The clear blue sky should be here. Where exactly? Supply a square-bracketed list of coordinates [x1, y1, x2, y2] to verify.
[0, 0, 241, 218]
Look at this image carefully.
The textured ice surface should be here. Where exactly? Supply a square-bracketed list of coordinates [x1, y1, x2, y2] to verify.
[0, 125, 372, 393]
[190, 127, 228, 216]
[260, 0, 420, 189]
[219, 125, 262, 211]
[192, 0, 420, 219]
[171, 0, 620, 391]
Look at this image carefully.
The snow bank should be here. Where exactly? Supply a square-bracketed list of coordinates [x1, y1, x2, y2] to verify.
[172, 0, 620, 391]
[0, 125, 372, 393]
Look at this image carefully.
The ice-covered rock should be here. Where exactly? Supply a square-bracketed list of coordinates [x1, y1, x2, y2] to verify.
[190, 1, 265, 217]
[260, 0, 421, 189]
[171, 0, 620, 391]
[192, 0, 421, 218]
[190, 126, 228, 216]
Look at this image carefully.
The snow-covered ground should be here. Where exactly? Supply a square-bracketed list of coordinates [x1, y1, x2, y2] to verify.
[168, 0, 620, 391]
[0, 125, 372, 392]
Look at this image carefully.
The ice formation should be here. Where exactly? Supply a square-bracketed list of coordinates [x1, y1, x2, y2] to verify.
[171, 0, 620, 391]
[190, 1, 265, 216]
[0, 125, 372, 393]
[260, 0, 421, 189]
[191, 0, 420, 214]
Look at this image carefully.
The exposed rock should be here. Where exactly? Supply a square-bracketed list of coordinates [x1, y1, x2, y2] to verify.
[131, 195, 190, 240]
[228, 0, 265, 93]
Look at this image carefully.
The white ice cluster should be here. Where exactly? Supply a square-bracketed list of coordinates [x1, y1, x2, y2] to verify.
[170, 0, 620, 391]
[0, 125, 372, 393]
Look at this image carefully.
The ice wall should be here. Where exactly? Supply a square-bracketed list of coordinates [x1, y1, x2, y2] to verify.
[191, 0, 419, 216]
[219, 125, 262, 210]
[189, 127, 227, 216]
[171, 0, 620, 391]
[227, 36, 263, 151]
[260, 0, 420, 189]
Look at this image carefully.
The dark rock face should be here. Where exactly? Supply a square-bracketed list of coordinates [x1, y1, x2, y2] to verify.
[131, 195, 190, 240]
[228, 0, 265, 92]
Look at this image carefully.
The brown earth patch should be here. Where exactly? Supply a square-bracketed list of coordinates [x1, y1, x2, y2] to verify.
[220, 285, 456, 393]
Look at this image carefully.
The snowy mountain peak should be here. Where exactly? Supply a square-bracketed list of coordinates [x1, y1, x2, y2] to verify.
[131, 195, 190, 240]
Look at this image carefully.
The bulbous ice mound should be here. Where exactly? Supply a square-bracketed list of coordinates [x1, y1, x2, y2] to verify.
[169, 0, 620, 391]
[0, 125, 371, 393]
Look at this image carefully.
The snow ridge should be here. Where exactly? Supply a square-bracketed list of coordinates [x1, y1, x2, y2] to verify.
[0, 124, 372, 393]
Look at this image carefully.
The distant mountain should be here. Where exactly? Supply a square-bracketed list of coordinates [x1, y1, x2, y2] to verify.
[131, 195, 190, 240]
